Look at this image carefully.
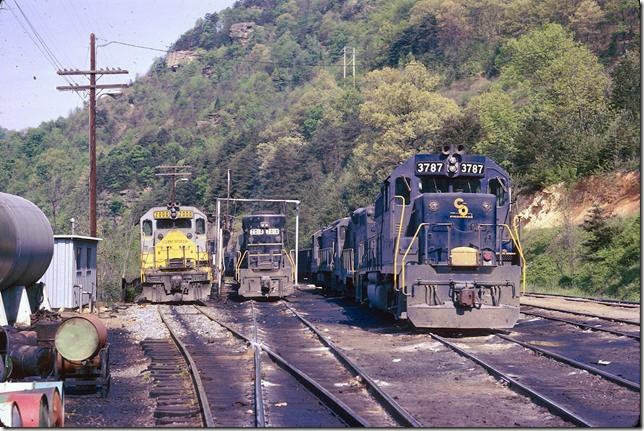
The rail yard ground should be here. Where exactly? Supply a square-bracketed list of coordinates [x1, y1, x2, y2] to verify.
[64, 286, 640, 427]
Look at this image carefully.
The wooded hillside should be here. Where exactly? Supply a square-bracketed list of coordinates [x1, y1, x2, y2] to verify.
[0, 0, 639, 300]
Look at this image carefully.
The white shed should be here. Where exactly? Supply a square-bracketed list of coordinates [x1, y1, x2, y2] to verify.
[38, 235, 102, 309]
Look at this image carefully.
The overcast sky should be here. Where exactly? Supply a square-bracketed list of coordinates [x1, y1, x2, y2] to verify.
[0, 0, 235, 131]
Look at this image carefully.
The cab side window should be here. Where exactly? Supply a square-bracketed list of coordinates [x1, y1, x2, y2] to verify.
[394, 177, 411, 205]
[489, 178, 507, 207]
[375, 194, 383, 218]
[142, 220, 153, 236]
[196, 218, 206, 235]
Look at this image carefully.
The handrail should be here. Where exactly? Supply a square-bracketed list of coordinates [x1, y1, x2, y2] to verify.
[505, 217, 527, 294]
[341, 248, 355, 275]
[392, 195, 406, 291]
[501, 222, 526, 294]
[400, 223, 429, 296]
[283, 249, 296, 282]
[235, 249, 248, 280]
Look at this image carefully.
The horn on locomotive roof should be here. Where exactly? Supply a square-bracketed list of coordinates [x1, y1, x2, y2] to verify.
[440, 144, 467, 156]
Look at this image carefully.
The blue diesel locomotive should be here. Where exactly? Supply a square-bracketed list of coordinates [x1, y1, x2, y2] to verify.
[300, 144, 525, 329]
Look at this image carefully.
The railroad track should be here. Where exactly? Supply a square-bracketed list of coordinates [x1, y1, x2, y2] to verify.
[197, 300, 421, 427]
[140, 308, 213, 427]
[521, 303, 640, 326]
[293, 287, 640, 427]
[426, 330, 640, 427]
[520, 307, 640, 340]
[525, 292, 640, 308]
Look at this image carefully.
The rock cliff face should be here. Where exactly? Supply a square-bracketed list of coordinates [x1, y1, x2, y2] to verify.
[229, 22, 256, 47]
[165, 51, 197, 70]
[518, 171, 640, 230]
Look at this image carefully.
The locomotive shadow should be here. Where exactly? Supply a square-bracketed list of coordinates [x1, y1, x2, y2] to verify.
[296, 285, 412, 335]
[297, 285, 512, 338]
[214, 281, 282, 304]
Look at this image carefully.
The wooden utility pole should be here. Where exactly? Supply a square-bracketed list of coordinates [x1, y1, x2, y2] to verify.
[56, 33, 129, 237]
[155, 165, 192, 204]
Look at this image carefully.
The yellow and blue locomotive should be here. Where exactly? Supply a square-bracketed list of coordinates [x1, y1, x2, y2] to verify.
[234, 213, 295, 298]
[139, 202, 212, 302]
[302, 144, 525, 329]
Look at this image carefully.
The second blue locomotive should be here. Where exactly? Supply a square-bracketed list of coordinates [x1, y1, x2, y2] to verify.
[234, 213, 295, 298]
[299, 144, 525, 329]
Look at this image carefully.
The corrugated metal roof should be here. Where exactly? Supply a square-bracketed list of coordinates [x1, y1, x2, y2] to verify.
[53, 235, 102, 242]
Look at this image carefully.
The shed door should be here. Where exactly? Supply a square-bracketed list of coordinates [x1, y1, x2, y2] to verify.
[74, 244, 95, 307]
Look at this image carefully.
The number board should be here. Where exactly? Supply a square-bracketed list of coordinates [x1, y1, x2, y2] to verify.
[177, 210, 193, 218]
[416, 162, 444, 174]
[153, 210, 194, 219]
[459, 163, 485, 175]
[250, 228, 280, 235]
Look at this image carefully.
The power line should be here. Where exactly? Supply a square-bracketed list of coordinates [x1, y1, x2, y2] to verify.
[95, 38, 346, 69]
[7, 0, 85, 100]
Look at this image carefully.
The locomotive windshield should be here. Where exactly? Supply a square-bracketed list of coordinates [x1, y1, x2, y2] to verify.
[418, 177, 481, 193]
[156, 219, 192, 229]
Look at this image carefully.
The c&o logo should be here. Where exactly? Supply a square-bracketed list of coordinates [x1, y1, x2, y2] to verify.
[450, 198, 473, 219]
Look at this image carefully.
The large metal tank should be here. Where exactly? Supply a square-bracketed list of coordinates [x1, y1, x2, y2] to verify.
[0, 193, 54, 291]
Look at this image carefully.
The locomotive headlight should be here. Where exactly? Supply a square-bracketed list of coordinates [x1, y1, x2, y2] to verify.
[448, 156, 457, 164]
[448, 164, 457, 173]
[187, 233, 193, 239]
[429, 201, 439, 211]
[157, 233, 164, 240]
[482, 251, 493, 261]
[482, 201, 492, 212]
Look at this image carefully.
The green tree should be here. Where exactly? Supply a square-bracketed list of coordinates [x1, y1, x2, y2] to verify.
[353, 62, 460, 185]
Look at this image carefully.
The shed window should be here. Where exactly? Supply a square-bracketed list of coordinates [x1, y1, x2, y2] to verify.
[394, 177, 412, 205]
[196, 218, 206, 235]
[142, 220, 153, 236]
[76, 247, 82, 271]
[86, 247, 92, 268]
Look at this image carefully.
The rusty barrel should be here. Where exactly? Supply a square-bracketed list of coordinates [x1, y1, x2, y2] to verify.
[20, 387, 63, 427]
[54, 314, 107, 361]
[9, 344, 54, 378]
[57, 352, 101, 374]
[36, 321, 59, 349]
[1, 392, 49, 427]
[0, 400, 22, 427]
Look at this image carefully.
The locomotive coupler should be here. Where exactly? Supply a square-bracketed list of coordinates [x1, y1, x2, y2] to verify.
[260, 276, 272, 296]
[170, 275, 183, 293]
[455, 288, 477, 308]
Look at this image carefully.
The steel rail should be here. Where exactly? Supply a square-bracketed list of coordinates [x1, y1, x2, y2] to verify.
[495, 333, 640, 392]
[522, 304, 640, 326]
[157, 308, 215, 427]
[195, 305, 370, 427]
[525, 292, 640, 307]
[250, 302, 266, 427]
[520, 310, 640, 340]
[429, 332, 595, 427]
[281, 301, 422, 427]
